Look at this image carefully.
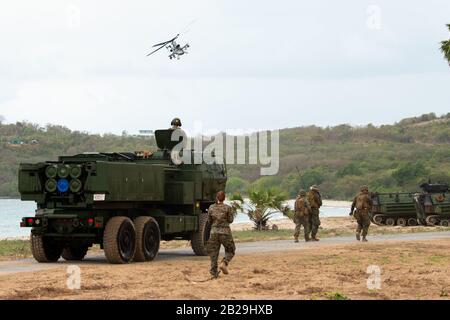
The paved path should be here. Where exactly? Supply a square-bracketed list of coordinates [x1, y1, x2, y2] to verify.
[0, 231, 449, 275]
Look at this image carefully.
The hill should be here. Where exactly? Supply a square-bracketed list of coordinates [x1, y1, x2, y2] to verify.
[1, 112, 449, 199]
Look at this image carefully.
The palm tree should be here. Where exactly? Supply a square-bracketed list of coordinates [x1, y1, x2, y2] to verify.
[441, 24, 450, 65]
[230, 188, 289, 231]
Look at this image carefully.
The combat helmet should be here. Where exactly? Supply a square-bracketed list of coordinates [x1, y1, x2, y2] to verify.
[310, 185, 319, 191]
[360, 185, 369, 192]
[170, 117, 182, 127]
[298, 189, 306, 196]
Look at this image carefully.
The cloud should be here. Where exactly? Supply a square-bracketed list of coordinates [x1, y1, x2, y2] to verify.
[0, 0, 449, 133]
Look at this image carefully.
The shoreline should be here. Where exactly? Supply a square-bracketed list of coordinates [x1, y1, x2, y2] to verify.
[0, 199, 352, 240]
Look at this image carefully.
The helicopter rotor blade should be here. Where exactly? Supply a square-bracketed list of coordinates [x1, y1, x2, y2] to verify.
[146, 44, 167, 57]
[152, 34, 179, 47]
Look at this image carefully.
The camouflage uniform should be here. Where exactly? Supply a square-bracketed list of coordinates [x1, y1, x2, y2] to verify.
[350, 186, 373, 241]
[293, 191, 311, 242]
[307, 186, 322, 241]
[206, 203, 236, 277]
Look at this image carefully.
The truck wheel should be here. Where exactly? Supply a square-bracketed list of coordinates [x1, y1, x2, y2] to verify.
[103, 217, 136, 264]
[133, 216, 160, 262]
[385, 218, 395, 226]
[191, 212, 211, 256]
[62, 245, 89, 261]
[407, 218, 418, 226]
[30, 234, 62, 263]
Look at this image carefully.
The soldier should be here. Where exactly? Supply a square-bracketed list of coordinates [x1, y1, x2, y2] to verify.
[170, 117, 182, 130]
[349, 185, 373, 242]
[206, 191, 236, 278]
[307, 185, 322, 241]
[293, 189, 311, 242]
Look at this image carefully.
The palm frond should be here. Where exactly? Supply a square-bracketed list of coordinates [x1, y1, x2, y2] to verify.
[440, 25, 450, 65]
[240, 187, 288, 230]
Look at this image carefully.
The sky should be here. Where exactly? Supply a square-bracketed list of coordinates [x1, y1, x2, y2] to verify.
[0, 0, 449, 135]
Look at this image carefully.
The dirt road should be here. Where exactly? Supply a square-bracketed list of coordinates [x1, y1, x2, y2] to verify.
[1, 231, 449, 276]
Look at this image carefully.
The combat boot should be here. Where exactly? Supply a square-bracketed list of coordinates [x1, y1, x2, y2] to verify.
[219, 261, 229, 275]
[312, 236, 320, 241]
[362, 236, 368, 242]
[294, 237, 299, 243]
[356, 233, 361, 241]
[209, 271, 220, 280]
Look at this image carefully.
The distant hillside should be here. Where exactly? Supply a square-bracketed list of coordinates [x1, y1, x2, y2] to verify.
[1, 112, 449, 199]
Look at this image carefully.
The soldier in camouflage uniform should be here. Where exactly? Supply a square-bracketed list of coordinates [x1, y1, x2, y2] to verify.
[293, 189, 311, 242]
[207, 191, 236, 278]
[307, 185, 322, 241]
[350, 185, 373, 242]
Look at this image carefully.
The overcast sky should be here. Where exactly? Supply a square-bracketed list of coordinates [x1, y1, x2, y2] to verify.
[0, 1, 449, 134]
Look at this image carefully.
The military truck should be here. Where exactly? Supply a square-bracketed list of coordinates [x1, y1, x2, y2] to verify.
[370, 192, 419, 226]
[19, 129, 227, 264]
[414, 182, 450, 226]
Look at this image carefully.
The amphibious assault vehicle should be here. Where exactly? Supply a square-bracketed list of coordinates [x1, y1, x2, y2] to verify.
[370, 182, 450, 227]
[19, 129, 226, 264]
[414, 182, 450, 227]
[370, 192, 419, 226]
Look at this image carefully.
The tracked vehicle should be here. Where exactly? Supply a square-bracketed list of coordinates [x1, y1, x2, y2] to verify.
[19, 129, 226, 263]
[414, 182, 450, 226]
[370, 182, 450, 227]
[370, 192, 419, 226]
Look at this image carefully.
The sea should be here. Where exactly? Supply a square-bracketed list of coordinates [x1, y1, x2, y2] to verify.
[0, 198, 350, 239]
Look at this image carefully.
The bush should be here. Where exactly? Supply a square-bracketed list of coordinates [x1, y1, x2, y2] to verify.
[392, 162, 429, 186]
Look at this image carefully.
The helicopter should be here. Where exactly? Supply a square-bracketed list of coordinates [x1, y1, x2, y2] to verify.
[147, 34, 189, 60]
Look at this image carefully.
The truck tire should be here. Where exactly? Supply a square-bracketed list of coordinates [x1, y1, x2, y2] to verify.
[31, 234, 62, 263]
[191, 212, 211, 256]
[133, 216, 160, 262]
[103, 216, 136, 264]
[62, 245, 89, 261]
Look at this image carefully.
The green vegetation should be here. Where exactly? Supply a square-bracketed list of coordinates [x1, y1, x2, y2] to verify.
[228, 112, 450, 200]
[324, 292, 350, 300]
[1, 112, 450, 199]
[230, 188, 289, 230]
[441, 24, 450, 65]
[232, 228, 353, 242]
[0, 240, 31, 260]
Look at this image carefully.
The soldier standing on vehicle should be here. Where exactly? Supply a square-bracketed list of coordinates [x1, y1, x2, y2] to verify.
[307, 185, 322, 241]
[207, 191, 236, 278]
[349, 185, 373, 242]
[170, 117, 182, 130]
[293, 189, 311, 242]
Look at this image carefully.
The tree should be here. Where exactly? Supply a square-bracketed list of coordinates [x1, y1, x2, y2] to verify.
[230, 188, 289, 231]
[392, 162, 429, 186]
[225, 176, 249, 195]
[441, 24, 450, 65]
[336, 163, 362, 178]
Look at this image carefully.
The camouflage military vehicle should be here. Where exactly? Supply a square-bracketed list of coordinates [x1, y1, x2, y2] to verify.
[19, 129, 226, 264]
[370, 192, 419, 226]
[414, 182, 450, 227]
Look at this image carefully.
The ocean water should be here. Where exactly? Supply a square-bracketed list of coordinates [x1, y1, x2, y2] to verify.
[0, 198, 350, 238]
[0, 199, 37, 238]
